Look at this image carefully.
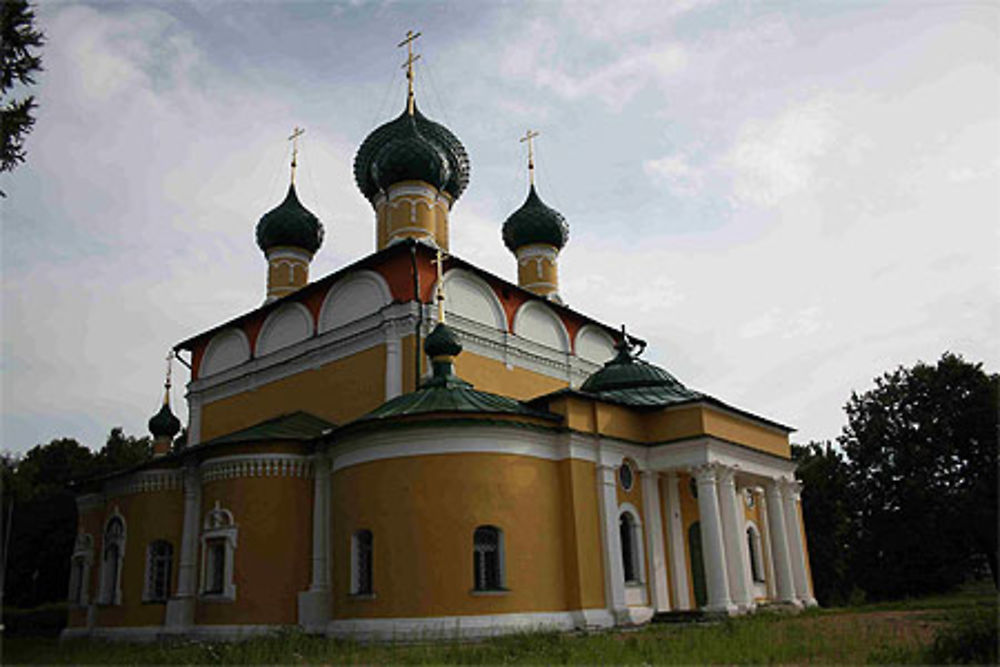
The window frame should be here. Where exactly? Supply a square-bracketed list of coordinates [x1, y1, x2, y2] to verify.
[143, 540, 174, 603]
[617, 504, 645, 586]
[199, 501, 238, 602]
[67, 533, 94, 607]
[747, 523, 766, 583]
[472, 525, 507, 593]
[350, 529, 374, 597]
[99, 513, 126, 606]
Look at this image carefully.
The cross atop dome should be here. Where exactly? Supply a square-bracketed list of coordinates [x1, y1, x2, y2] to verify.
[398, 30, 422, 116]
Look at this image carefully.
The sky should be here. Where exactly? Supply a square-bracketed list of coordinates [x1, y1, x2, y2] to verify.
[2, 0, 998, 455]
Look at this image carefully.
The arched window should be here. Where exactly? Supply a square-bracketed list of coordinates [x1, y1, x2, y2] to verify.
[747, 525, 765, 583]
[67, 533, 93, 606]
[200, 501, 237, 601]
[473, 526, 505, 591]
[100, 516, 125, 605]
[144, 540, 173, 602]
[351, 530, 373, 596]
[619, 512, 641, 584]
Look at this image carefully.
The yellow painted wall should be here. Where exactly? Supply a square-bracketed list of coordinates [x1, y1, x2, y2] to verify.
[94, 489, 185, 628]
[330, 452, 572, 619]
[199, 344, 386, 441]
[678, 473, 701, 610]
[196, 475, 312, 626]
[557, 459, 606, 611]
[453, 350, 567, 400]
[657, 477, 676, 605]
[646, 406, 704, 443]
[701, 409, 790, 458]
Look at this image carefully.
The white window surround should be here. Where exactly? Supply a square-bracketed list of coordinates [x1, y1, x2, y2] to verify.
[200, 501, 237, 602]
[350, 529, 374, 597]
[255, 302, 314, 357]
[617, 502, 645, 586]
[67, 533, 94, 607]
[318, 270, 392, 334]
[746, 522, 766, 583]
[143, 540, 173, 603]
[99, 511, 126, 606]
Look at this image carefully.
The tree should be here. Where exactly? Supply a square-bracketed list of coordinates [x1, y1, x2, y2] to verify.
[792, 441, 853, 606]
[1, 0, 44, 194]
[839, 352, 998, 599]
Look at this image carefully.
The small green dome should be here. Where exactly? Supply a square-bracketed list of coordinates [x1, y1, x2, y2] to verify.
[502, 185, 569, 252]
[580, 337, 700, 406]
[354, 101, 470, 202]
[372, 116, 451, 192]
[256, 184, 324, 254]
[424, 322, 462, 358]
[148, 402, 181, 438]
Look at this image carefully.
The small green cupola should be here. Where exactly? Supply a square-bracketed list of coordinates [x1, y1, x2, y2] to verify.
[149, 354, 182, 456]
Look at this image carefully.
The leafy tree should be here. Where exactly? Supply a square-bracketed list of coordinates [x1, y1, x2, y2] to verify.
[1, 0, 44, 194]
[840, 352, 998, 599]
[792, 441, 853, 606]
[96, 426, 152, 475]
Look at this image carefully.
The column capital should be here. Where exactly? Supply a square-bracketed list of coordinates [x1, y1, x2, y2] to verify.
[778, 477, 802, 500]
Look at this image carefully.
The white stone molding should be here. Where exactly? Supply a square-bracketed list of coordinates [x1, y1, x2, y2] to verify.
[105, 469, 183, 497]
[640, 471, 670, 613]
[744, 518, 767, 597]
[663, 472, 691, 610]
[318, 270, 393, 334]
[186, 392, 203, 447]
[199, 501, 238, 601]
[67, 533, 94, 607]
[200, 328, 252, 378]
[691, 464, 736, 614]
[99, 508, 126, 606]
[717, 468, 754, 612]
[200, 454, 313, 483]
[647, 437, 797, 481]
[383, 321, 403, 401]
[596, 463, 628, 622]
[780, 479, 817, 607]
[166, 462, 201, 628]
[440, 268, 508, 332]
[764, 479, 798, 605]
[757, 490, 777, 600]
[575, 324, 616, 365]
[298, 454, 332, 631]
[256, 302, 315, 357]
[512, 300, 570, 354]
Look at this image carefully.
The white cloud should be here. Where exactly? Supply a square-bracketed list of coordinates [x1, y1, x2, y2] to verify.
[644, 153, 704, 197]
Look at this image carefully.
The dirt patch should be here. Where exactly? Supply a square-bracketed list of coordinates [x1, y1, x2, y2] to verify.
[798, 609, 945, 645]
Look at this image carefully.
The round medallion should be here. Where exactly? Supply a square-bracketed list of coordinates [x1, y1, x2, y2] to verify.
[618, 461, 634, 491]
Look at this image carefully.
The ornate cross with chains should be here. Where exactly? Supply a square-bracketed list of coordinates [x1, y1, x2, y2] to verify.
[431, 247, 448, 323]
[520, 129, 540, 185]
[398, 30, 422, 116]
[163, 350, 173, 403]
[288, 126, 305, 184]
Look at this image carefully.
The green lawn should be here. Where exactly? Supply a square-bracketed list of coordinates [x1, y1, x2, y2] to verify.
[4, 585, 996, 665]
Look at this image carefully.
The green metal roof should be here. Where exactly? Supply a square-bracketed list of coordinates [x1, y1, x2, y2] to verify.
[256, 183, 324, 254]
[354, 100, 470, 202]
[372, 115, 451, 192]
[199, 411, 335, 446]
[502, 184, 569, 252]
[578, 338, 701, 407]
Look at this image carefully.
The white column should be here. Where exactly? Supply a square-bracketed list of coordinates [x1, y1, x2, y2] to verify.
[758, 489, 777, 600]
[781, 480, 818, 607]
[384, 325, 402, 400]
[187, 394, 202, 446]
[641, 471, 670, 613]
[693, 465, 736, 614]
[166, 461, 201, 628]
[717, 468, 754, 612]
[764, 479, 798, 605]
[298, 454, 332, 629]
[596, 463, 627, 622]
[664, 472, 691, 610]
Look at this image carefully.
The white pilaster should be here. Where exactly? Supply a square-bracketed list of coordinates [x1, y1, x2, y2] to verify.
[596, 463, 627, 622]
[641, 471, 670, 613]
[664, 472, 691, 610]
[781, 480, 818, 607]
[384, 325, 402, 401]
[165, 461, 201, 628]
[187, 394, 202, 447]
[693, 465, 736, 614]
[298, 455, 332, 629]
[757, 490, 777, 600]
[764, 479, 798, 605]
[717, 468, 754, 612]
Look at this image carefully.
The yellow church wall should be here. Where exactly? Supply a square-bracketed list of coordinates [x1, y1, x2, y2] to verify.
[593, 403, 646, 442]
[678, 473, 701, 610]
[545, 397, 595, 433]
[330, 452, 572, 619]
[701, 408, 790, 458]
[95, 489, 184, 628]
[452, 350, 568, 401]
[196, 475, 312, 626]
[557, 458, 606, 611]
[199, 345, 386, 441]
[657, 477, 676, 606]
[645, 406, 705, 443]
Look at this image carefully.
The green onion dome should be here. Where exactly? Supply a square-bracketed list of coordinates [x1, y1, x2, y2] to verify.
[424, 322, 462, 358]
[354, 101, 470, 202]
[255, 183, 324, 254]
[148, 402, 181, 439]
[372, 115, 451, 193]
[502, 185, 569, 252]
[580, 340, 700, 407]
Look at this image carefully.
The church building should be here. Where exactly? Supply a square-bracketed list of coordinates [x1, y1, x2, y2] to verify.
[63, 35, 816, 641]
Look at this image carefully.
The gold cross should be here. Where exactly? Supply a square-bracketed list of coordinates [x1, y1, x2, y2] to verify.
[520, 129, 540, 185]
[288, 126, 305, 184]
[398, 30, 422, 116]
[432, 247, 448, 323]
[163, 350, 173, 404]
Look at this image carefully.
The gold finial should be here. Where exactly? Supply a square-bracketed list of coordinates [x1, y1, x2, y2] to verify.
[432, 247, 448, 323]
[163, 350, 173, 406]
[288, 126, 305, 184]
[398, 30, 422, 116]
[520, 129, 540, 186]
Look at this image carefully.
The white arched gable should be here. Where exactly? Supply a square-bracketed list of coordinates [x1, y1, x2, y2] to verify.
[512, 301, 569, 352]
[576, 324, 616, 364]
[256, 303, 314, 357]
[441, 269, 506, 331]
[200, 327, 251, 378]
[318, 270, 392, 334]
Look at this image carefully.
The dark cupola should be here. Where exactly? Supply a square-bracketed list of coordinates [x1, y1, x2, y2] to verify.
[149, 354, 182, 456]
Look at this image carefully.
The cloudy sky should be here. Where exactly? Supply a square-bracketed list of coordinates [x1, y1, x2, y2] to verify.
[2, 0, 997, 455]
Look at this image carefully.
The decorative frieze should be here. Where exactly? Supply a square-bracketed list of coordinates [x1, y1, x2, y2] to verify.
[106, 470, 183, 497]
[201, 455, 313, 483]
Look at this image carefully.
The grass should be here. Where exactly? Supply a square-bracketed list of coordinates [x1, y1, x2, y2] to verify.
[3, 585, 996, 665]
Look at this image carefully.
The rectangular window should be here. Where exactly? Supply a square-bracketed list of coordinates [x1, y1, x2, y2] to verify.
[473, 526, 504, 591]
[205, 538, 226, 595]
[352, 530, 373, 595]
[146, 541, 173, 602]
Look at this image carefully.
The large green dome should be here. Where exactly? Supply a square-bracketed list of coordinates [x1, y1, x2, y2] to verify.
[372, 116, 451, 193]
[256, 184, 324, 254]
[354, 101, 470, 202]
[502, 185, 569, 252]
[580, 339, 700, 407]
[148, 402, 181, 438]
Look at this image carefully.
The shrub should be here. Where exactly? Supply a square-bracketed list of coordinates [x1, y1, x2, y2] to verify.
[927, 607, 998, 664]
